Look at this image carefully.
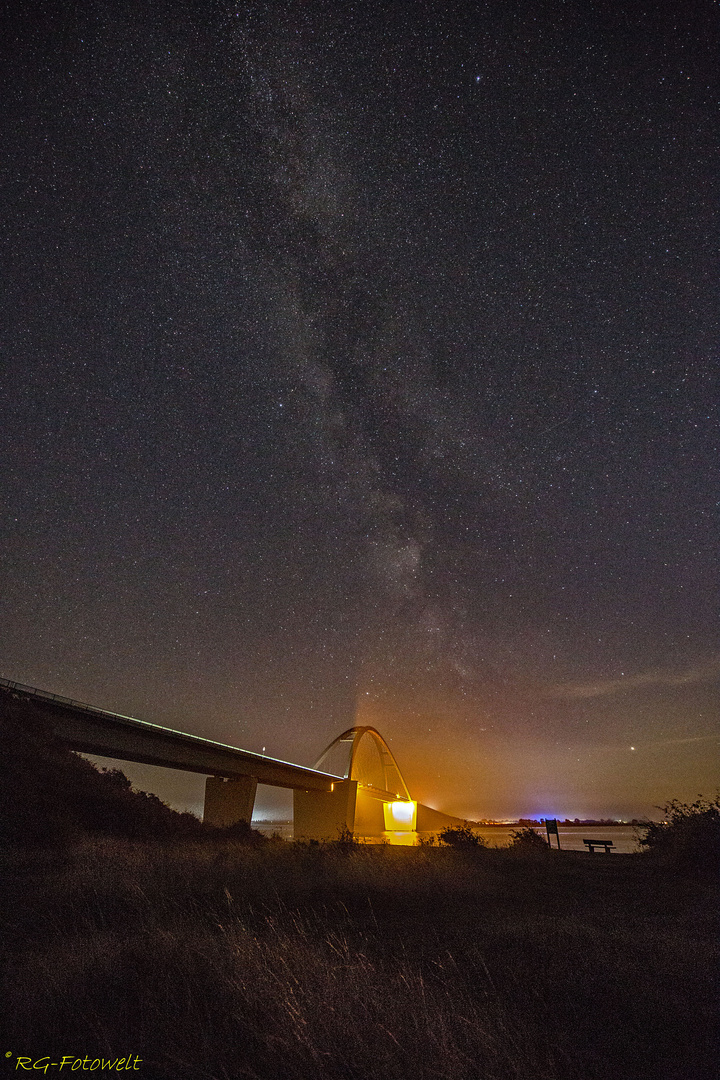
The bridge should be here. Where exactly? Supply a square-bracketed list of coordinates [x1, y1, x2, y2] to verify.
[1, 678, 465, 840]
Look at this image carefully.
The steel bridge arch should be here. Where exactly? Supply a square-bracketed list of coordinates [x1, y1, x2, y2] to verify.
[313, 726, 412, 801]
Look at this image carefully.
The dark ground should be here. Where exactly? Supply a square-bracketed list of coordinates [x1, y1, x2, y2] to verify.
[1, 838, 717, 1080]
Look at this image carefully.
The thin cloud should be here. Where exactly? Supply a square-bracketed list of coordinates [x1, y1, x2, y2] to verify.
[543, 658, 720, 700]
[646, 733, 720, 748]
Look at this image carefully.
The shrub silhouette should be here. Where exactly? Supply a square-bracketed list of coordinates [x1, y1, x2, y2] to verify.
[438, 824, 486, 848]
[219, 818, 268, 845]
[333, 825, 360, 851]
[638, 795, 720, 876]
[508, 826, 549, 851]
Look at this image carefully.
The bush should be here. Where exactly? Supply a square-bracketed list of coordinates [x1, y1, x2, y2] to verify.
[332, 825, 361, 852]
[508, 827, 549, 851]
[417, 832, 438, 846]
[215, 819, 269, 846]
[438, 824, 486, 849]
[638, 795, 720, 875]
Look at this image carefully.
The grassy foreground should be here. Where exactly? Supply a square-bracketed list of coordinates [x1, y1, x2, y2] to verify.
[1, 839, 717, 1080]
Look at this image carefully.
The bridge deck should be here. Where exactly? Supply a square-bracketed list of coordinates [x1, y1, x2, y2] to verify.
[0, 679, 340, 792]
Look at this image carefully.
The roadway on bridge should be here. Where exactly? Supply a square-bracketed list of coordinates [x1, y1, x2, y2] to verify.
[0, 678, 340, 792]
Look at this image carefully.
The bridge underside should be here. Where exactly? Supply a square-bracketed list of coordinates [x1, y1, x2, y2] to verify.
[1, 680, 337, 830]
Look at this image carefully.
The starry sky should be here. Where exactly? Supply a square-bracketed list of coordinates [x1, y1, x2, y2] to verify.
[2, 0, 718, 820]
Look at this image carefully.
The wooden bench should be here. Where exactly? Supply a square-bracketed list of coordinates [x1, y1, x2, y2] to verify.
[583, 838, 614, 854]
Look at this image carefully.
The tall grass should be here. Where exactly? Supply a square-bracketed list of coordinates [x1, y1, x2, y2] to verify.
[2, 840, 717, 1080]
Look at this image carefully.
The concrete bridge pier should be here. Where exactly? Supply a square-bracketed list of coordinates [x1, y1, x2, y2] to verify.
[293, 779, 358, 841]
[204, 775, 258, 827]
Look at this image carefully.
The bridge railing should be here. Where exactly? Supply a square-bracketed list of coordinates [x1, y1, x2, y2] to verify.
[0, 676, 345, 781]
[0, 676, 150, 725]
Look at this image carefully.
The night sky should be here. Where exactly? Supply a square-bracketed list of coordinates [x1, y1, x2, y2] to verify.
[2, 1, 717, 820]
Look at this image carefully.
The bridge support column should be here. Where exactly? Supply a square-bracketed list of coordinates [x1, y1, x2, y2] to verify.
[293, 779, 358, 841]
[354, 787, 386, 836]
[204, 775, 257, 827]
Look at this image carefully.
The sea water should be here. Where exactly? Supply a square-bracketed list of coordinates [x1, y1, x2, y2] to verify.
[473, 825, 642, 853]
[254, 821, 644, 852]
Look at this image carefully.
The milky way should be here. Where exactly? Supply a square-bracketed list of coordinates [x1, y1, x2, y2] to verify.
[2, 1, 717, 818]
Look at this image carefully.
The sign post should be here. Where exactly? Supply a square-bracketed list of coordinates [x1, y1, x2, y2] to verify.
[545, 818, 561, 849]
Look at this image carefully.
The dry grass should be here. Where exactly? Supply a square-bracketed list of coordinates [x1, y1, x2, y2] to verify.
[2, 840, 717, 1080]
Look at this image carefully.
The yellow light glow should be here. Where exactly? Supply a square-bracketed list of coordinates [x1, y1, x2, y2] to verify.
[383, 800, 417, 831]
